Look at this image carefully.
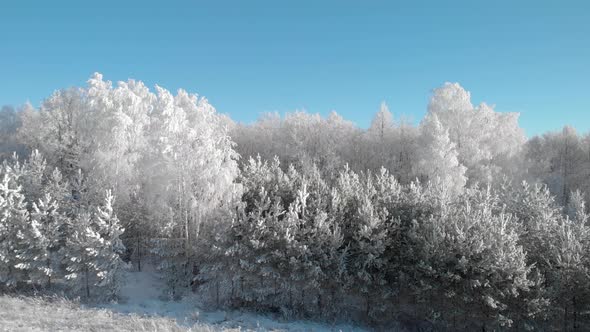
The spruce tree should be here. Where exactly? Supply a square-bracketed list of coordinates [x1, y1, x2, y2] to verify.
[64, 191, 125, 299]
[0, 167, 29, 287]
[15, 194, 63, 287]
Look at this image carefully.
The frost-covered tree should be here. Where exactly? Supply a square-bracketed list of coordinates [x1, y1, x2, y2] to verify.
[548, 214, 590, 331]
[365, 102, 394, 170]
[526, 126, 588, 207]
[417, 113, 467, 196]
[368, 102, 394, 142]
[211, 157, 297, 308]
[18, 150, 48, 207]
[64, 191, 125, 299]
[14, 194, 64, 287]
[414, 187, 535, 330]
[1, 152, 75, 289]
[19, 88, 87, 181]
[92, 191, 126, 294]
[0, 164, 29, 287]
[427, 82, 525, 185]
[567, 190, 588, 224]
[17, 74, 242, 292]
[64, 212, 102, 298]
[350, 193, 390, 318]
[145, 84, 241, 289]
[500, 181, 562, 275]
[232, 111, 362, 177]
[85, 73, 153, 205]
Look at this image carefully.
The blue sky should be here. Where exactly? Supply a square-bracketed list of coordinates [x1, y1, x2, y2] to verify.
[1, 0, 589, 136]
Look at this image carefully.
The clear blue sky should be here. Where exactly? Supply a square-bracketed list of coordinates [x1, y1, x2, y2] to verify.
[1, 0, 589, 136]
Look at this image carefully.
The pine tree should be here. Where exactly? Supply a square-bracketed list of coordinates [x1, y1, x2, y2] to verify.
[0, 166, 29, 287]
[92, 190, 126, 296]
[14, 194, 63, 287]
[20, 149, 47, 207]
[548, 215, 590, 330]
[567, 190, 588, 225]
[350, 192, 390, 319]
[119, 191, 152, 272]
[45, 168, 70, 208]
[64, 191, 126, 299]
[413, 187, 535, 329]
[64, 211, 101, 298]
[546, 190, 590, 330]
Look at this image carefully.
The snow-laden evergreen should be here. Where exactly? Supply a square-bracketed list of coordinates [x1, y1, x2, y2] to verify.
[0, 165, 29, 287]
[64, 190, 126, 299]
[1, 152, 126, 298]
[14, 193, 62, 287]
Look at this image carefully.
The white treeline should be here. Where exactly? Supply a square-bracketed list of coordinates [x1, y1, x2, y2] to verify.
[231, 82, 528, 190]
[1, 74, 590, 330]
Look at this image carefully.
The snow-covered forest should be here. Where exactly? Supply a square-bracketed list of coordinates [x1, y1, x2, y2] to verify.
[2, 73, 590, 331]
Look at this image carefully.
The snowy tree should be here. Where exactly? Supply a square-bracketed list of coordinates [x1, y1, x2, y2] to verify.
[427, 82, 525, 185]
[328, 167, 399, 318]
[19, 150, 48, 207]
[548, 216, 590, 331]
[145, 84, 241, 291]
[349, 191, 390, 318]
[414, 188, 534, 330]
[0, 165, 29, 287]
[231, 111, 362, 177]
[365, 102, 394, 170]
[231, 112, 283, 163]
[85, 73, 153, 206]
[391, 117, 420, 184]
[14, 194, 64, 287]
[526, 127, 587, 207]
[64, 211, 102, 298]
[92, 191, 126, 295]
[18, 88, 87, 181]
[417, 113, 467, 196]
[567, 190, 588, 224]
[64, 191, 125, 299]
[368, 102, 394, 142]
[216, 184, 288, 308]
[499, 181, 561, 280]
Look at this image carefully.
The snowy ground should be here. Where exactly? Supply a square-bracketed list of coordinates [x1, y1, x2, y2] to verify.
[0, 295, 212, 332]
[96, 265, 369, 332]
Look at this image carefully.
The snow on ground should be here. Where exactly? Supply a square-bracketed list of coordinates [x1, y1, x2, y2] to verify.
[96, 265, 369, 332]
[0, 295, 211, 332]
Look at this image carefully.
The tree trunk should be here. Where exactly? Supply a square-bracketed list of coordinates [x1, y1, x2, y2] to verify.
[301, 288, 305, 310]
[274, 277, 278, 307]
[137, 235, 141, 272]
[231, 279, 235, 300]
[85, 266, 90, 299]
[563, 302, 567, 331]
[573, 296, 577, 331]
[240, 276, 244, 297]
[46, 258, 52, 288]
[216, 280, 220, 307]
[184, 208, 190, 251]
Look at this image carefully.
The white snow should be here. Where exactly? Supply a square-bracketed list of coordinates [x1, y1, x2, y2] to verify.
[97, 265, 369, 332]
